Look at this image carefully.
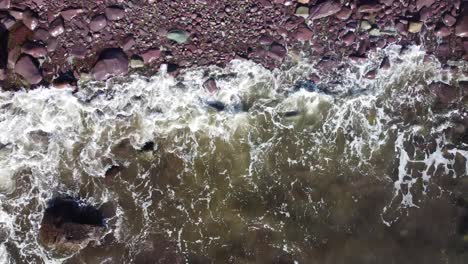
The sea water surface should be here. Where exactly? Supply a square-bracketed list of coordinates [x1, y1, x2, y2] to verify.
[0, 45, 467, 263]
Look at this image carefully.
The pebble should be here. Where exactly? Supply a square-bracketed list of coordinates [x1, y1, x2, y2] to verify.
[443, 14, 457, 27]
[295, 6, 309, 18]
[435, 26, 451, 37]
[122, 36, 135, 51]
[129, 56, 144, 68]
[292, 26, 313, 41]
[335, 7, 352, 20]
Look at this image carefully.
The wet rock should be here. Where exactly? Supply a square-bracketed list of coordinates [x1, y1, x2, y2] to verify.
[23, 10, 39, 31]
[105, 6, 125, 21]
[91, 48, 128, 81]
[39, 197, 105, 252]
[49, 17, 64, 37]
[203, 78, 218, 93]
[309, 1, 342, 20]
[21, 42, 47, 58]
[140, 141, 155, 152]
[141, 48, 161, 64]
[90, 15, 107, 32]
[52, 71, 77, 89]
[14, 55, 42, 84]
[259, 35, 274, 45]
[455, 13, 468, 37]
[207, 101, 225, 111]
[429, 82, 457, 104]
[0, 0, 10, 9]
[60, 8, 83, 21]
[380, 56, 391, 70]
[166, 29, 189, 44]
[105, 165, 122, 179]
[359, 20, 372, 31]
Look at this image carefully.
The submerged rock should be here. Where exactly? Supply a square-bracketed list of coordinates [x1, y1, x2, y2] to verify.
[39, 197, 105, 253]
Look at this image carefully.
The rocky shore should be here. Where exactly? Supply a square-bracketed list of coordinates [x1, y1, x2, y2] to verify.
[0, 0, 466, 90]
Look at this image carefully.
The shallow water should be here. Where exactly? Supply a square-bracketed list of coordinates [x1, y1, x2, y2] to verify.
[0, 45, 467, 263]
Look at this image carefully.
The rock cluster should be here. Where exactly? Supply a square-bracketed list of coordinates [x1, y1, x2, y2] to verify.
[0, 0, 465, 89]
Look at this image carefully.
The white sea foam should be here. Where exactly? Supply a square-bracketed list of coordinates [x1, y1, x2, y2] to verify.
[0, 45, 465, 262]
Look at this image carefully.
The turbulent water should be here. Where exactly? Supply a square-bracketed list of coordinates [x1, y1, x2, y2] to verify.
[0, 45, 467, 263]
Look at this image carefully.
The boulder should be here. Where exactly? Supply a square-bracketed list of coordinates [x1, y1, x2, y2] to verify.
[39, 197, 105, 252]
[14, 55, 42, 84]
[92, 48, 128, 81]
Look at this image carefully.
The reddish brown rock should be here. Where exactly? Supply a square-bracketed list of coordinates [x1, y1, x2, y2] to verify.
[335, 7, 352, 20]
[49, 17, 64, 37]
[141, 48, 161, 64]
[416, 0, 435, 11]
[203, 78, 218, 93]
[105, 6, 125, 21]
[309, 1, 342, 20]
[435, 26, 451, 37]
[358, 4, 383, 13]
[90, 15, 107, 32]
[70, 44, 86, 59]
[292, 25, 313, 41]
[14, 55, 42, 84]
[443, 14, 457, 27]
[267, 43, 286, 60]
[342, 32, 355, 46]
[21, 42, 47, 58]
[60, 8, 83, 21]
[455, 13, 468, 37]
[92, 48, 128, 81]
[23, 10, 39, 31]
[122, 35, 135, 51]
[0, 0, 10, 9]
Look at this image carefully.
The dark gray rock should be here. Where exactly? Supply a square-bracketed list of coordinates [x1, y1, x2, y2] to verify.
[39, 197, 105, 253]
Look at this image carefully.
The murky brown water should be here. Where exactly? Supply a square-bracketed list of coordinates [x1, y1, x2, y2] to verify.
[0, 46, 467, 263]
